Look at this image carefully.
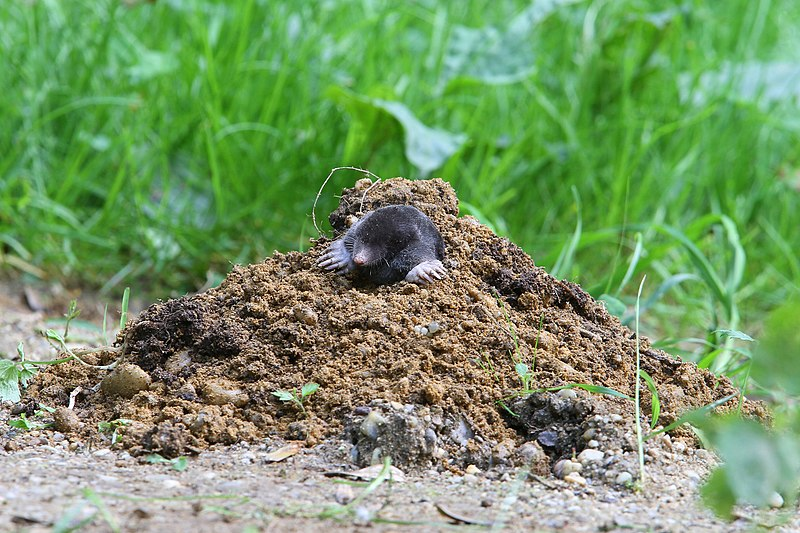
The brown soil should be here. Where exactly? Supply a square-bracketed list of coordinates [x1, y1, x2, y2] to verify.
[3, 179, 796, 532]
[17, 178, 762, 475]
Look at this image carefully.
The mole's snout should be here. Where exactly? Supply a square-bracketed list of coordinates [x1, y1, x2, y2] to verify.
[353, 254, 368, 266]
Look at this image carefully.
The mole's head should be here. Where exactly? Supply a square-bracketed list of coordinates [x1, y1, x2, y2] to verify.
[350, 238, 386, 267]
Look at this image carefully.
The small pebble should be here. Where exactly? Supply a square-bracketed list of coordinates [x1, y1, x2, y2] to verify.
[695, 449, 712, 461]
[162, 479, 181, 489]
[564, 472, 587, 486]
[768, 492, 784, 508]
[615, 472, 633, 485]
[684, 470, 701, 483]
[554, 459, 582, 478]
[614, 514, 634, 527]
[577, 449, 604, 464]
[465, 464, 480, 475]
[557, 388, 577, 399]
[334, 484, 354, 505]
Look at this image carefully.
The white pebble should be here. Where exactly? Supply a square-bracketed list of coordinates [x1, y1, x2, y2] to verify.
[768, 492, 784, 508]
[564, 472, 587, 486]
[557, 388, 577, 399]
[465, 464, 481, 475]
[577, 449, 605, 464]
[554, 459, 582, 478]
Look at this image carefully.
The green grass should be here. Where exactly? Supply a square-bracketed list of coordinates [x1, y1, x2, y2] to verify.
[1, 0, 799, 355]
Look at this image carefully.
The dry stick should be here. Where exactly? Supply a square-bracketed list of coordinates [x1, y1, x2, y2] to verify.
[311, 166, 383, 236]
[68, 387, 82, 410]
[358, 178, 382, 214]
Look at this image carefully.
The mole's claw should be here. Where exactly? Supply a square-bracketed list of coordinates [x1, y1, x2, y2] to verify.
[405, 260, 446, 285]
[318, 240, 355, 274]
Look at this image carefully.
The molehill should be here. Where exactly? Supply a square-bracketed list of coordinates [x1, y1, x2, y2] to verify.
[18, 178, 761, 477]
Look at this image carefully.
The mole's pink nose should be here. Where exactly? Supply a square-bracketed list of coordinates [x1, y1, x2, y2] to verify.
[353, 255, 367, 265]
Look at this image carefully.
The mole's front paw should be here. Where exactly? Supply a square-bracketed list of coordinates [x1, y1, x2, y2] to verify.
[318, 239, 355, 273]
[405, 260, 446, 285]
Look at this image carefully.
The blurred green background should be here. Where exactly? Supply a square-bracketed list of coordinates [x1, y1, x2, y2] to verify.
[1, 0, 799, 369]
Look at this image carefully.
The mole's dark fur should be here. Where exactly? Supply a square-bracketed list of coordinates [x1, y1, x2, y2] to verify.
[318, 205, 446, 285]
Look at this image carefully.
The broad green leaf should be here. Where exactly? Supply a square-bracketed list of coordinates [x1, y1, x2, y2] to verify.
[0, 360, 23, 403]
[682, 61, 800, 107]
[370, 99, 466, 177]
[700, 468, 737, 520]
[327, 87, 466, 176]
[751, 301, 800, 395]
[272, 390, 295, 402]
[45, 329, 65, 343]
[9, 414, 33, 430]
[145, 453, 169, 464]
[300, 382, 319, 398]
[700, 417, 800, 517]
[171, 456, 189, 472]
[440, 0, 578, 90]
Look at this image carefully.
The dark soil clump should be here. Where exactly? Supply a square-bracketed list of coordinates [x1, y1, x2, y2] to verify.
[21, 178, 763, 474]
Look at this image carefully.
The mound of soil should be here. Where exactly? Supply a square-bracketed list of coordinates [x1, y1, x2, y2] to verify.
[19, 178, 761, 478]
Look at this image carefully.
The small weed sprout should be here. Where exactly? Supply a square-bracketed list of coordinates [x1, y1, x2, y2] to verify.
[146, 454, 189, 472]
[98, 418, 133, 446]
[474, 351, 499, 381]
[0, 288, 131, 403]
[495, 295, 535, 392]
[9, 404, 56, 430]
[514, 362, 533, 391]
[272, 382, 319, 416]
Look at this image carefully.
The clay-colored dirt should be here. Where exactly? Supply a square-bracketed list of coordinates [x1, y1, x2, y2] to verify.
[1, 178, 795, 531]
[17, 178, 761, 469]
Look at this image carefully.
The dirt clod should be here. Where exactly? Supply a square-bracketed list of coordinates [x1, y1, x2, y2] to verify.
[21, 178, 762, 474]
[52, 406, 81, 433]
[101, 363, 152, 398]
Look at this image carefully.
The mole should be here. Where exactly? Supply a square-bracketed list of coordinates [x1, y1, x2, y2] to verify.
[318, 204, 446, 285]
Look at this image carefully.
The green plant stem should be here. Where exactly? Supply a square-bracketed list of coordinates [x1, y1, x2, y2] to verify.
[634, 275, 647, 489]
